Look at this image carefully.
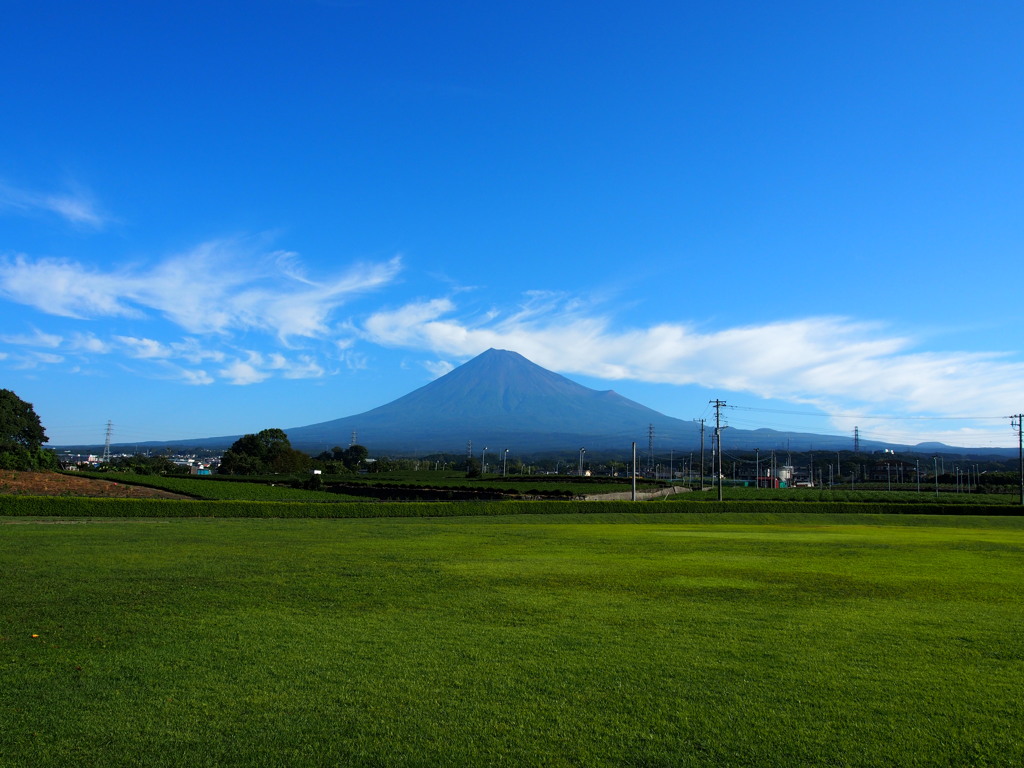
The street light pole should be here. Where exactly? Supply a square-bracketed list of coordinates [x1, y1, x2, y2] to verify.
[503, 448, 509, 477]
[579, 447, 586, 477]
[481, 447, 488, 476]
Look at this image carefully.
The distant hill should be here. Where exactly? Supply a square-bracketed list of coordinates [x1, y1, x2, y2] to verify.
[94, 348, 1011, 457]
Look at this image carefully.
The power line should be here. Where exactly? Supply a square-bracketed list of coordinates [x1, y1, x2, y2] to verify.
[731, 405, 1007, 421]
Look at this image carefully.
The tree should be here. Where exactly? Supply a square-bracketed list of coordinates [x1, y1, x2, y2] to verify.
[0, 389, 57, 470]
[218, 428, 311, 475]
[341, 444, 368, 471]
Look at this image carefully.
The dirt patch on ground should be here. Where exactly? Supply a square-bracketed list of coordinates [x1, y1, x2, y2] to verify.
[0, 471, 191, 500]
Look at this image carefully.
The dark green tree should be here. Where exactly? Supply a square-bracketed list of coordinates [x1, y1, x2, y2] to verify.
[341, 444, 369, 470]
[219, 428, 311, 475]
[0, 389, 57, 470]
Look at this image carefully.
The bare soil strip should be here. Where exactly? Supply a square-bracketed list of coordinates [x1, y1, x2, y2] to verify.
[0, 471, 191, 500]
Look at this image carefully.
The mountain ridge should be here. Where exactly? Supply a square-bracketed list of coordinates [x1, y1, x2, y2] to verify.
[89, 348, 1011, 456]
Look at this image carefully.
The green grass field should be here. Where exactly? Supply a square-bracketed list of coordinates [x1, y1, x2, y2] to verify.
[2, 511, 1022, 766]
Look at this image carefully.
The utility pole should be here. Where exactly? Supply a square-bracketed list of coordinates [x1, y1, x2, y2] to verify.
[631, 442, 637, 501]
[694, 419, 706, 491]
[710, 399, 727, 501]
[1012, 415, 1024, 506]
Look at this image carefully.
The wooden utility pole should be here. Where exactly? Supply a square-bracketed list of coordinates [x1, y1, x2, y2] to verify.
[694, 419, 706, 491]
[710, 400, 727, 501]
[1013, 415, 1024, 506]
[631, 441, 637, 501]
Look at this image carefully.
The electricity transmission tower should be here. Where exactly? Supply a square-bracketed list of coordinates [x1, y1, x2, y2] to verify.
[102, 420, 113, 463]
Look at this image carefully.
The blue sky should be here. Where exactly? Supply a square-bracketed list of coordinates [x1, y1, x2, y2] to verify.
[2, 0, 1023, 449]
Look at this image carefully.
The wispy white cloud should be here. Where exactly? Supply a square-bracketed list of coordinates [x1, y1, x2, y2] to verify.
[0, 328, 64, 348]
[0, 321, 325, 387]
[10, 350, 65, 369]
[337, 350, 369, 371]
[0, 254, 142, 318]
[115, 336, 173, 359]
[220, 359, 270, 385]
[0, 181, 109, 229]
[144, 361, 215, 386]
[0, 242, 403, 339]
[360, 297, 1024, 430]
[69, 332, 112, 354]
[422, 359, 454, 378]
[218, 350, 326, 385]
[178, 368, 216, 386]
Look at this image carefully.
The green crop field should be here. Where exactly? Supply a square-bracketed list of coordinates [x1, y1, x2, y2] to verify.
[73, 469, 668, 500]
[72, 471, 364, 502]
[2, 511, 1022, 767]
[667, 486, 1018, 505]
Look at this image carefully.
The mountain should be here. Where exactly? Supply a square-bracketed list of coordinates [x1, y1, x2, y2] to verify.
[279, 349, 884, 455]
[109, 348, 1000, 456]
[284, 348, 695, 453]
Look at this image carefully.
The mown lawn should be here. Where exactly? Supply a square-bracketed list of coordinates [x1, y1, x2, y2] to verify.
[2, 512, 1022, 766]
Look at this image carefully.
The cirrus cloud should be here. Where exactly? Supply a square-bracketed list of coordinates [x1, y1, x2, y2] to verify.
[360, 295, 1024, 428]
[0, 241, 403, 339]
[0, 180, 110, 229]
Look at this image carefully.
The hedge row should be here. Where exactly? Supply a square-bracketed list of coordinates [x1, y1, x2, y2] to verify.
[1, 496, 1022, 519]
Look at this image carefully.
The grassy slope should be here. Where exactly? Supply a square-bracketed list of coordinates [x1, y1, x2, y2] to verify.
[2, 513, 1022, 767]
